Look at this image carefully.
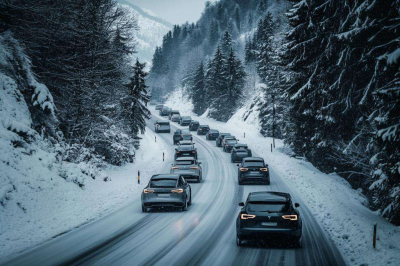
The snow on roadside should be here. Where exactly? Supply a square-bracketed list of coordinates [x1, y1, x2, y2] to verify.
[0, 128, 169, 261]
[165, 98, 400, 266]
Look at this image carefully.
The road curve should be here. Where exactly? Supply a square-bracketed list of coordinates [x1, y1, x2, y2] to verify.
[3, 108, 345, 266]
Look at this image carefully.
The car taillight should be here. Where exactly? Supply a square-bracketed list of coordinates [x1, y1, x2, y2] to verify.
[239, 168, 248, 172]
[171, 189, 183, 193]
[260, 168, 268, 172]
[282, 215, 298, 221]
[190, 166, 199, 169]
[176, 151, 180, 153]
[240, 214, 256, 220]
[143, 189, 154, 193]
[172, 167, 179, 169]
[192, 151, 196, 153]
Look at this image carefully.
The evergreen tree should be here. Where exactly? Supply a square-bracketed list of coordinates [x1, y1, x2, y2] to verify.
[205, 46, 227, 102]
[191, 62, 207, 115]
[209, 19, 220, 46]
[256, 0, 268, 17]
[221, 31, 233, 54]
[234, 5, 241, 33]
[122, 59, 151, 135]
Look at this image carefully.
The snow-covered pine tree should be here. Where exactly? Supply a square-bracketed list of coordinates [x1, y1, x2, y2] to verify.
[190, 62, 207, 115]
[221, 31, 233, 54]
[122, 59, 151, 136]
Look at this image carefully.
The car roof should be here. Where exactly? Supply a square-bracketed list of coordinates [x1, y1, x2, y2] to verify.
[152, 174, 179, 180]
[209, 129, 219, 132]
[179, 140, 192, 144]
[220, 133, 231, 136]
[243, 157, 263, 162]
[181, 129, 190, 133]
[156, 120, 169, 124]
[200, 125, 209, 127]
[248, 191, 291, 202]
[191, 120, 199, 123]
[177, 145, 194, 151]
[235, 143, 247, 147]
[226, 139, 237, 142]
[225, 136, 236, 139]
[171, 110, 179, 112]
[175, 157, 196, 161]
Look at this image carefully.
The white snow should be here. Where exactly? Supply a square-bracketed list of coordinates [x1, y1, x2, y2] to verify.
[163, 90, 400, 266]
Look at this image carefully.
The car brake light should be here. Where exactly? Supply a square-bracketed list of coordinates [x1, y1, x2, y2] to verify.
[282, 215, 298, 221]
[239, 168, 248, 172]
[192, 151, 196, 153]
[260, 168, 268, 172]
[143, 189, 154, 193]
[172, 167, 179, 169]
[176, 151, 180, 153]
[240, 214, 256, 219]
[190, 166, 199, 169]
[171, 189, 183, 193]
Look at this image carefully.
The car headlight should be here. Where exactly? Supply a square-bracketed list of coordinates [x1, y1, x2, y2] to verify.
[282, 215, 298, 221]
[171, 189, 183, 193]
[260, 168, 268, 172]
[143, 189, 154, 193]
[239, 168, 248, 172]
[240, 214, 256, 219]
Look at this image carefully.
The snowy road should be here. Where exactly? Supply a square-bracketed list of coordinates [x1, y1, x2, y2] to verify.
[4, 108, 345, 266]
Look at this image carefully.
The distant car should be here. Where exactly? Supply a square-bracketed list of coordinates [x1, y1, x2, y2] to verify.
[223, 138, 239, 153]
[237, 157, 270, 185]
[141, 174, 191, 212]
[171, 114, 180, 122]
[154, 120, 171, 133]
[173, 129, 193, 145]
[169, 110, 180, 120]
[159, 106, 171, 116]
[236, 191, 302, 247]
[197, 125, 210, 135]
[206, 129, 219, 140]
[180, 116, 192, 126]
[175, 143, 197, 160]
[155, 104, 163, 110]
[189, 121, 200, 131]
[216, 133, 232, 147]
[170, 157, 202, 183]
[231, 144, 252, 163]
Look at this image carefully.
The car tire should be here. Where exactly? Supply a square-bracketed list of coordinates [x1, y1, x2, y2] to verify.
[142, 205, 147, 213]
[295, 236, 302, 248]
[236, 236, 244, 246]
[238, 180, 243, 185]
[188, 190, 192, 206]
[182, 198, 188, 211]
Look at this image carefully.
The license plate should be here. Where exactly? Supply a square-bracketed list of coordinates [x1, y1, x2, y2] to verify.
[250, 171, 260, 174]
[183, 153, 190, 155]
[158, 194, 170, 198]
[261, 222, 277, 226]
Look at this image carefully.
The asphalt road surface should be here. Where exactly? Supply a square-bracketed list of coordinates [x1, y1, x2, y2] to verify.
[4, 107, 345, 266]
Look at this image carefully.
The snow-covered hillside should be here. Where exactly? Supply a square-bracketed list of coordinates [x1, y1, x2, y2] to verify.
[120, 3, 172, 67]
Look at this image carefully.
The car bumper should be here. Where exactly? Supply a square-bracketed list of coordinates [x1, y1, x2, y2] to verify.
[237, 227, 301, 239]
[239, 173, 270, 183]
[157, 129, 170, 133]
[142, 196, 185, 208]
[225, 146, 233, 152]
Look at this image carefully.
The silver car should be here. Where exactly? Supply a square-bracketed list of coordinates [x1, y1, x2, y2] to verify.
[141, 174, 191, 212]
[170, 157, 203, 183]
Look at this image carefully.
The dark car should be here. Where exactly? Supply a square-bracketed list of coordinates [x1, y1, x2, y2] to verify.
[170, 157, 202, 183]
[189, 121, 200, 131]
[155, 104, 163, 110]
[197, 125, 210, 135]
[154, 120, 171, 133]
[180, 116, 192, 126]
[216, 133, 232, 147]
[231, 144, 252, 162]
[171, 114, 180, 122]
[159, 106, 171, 116]
[175, 143, 197, 160]
[141, 174, 191, 212]
[206, 129, 219, 140]
[173, 129, 193, 145]
[237, 157, 270, 185]
[223, 138, 238, 153]
[236, 192, 302, 247]
[169, 110, 180, 120]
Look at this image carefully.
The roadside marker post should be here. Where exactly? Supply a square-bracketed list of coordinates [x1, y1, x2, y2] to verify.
[155, 136, 156, 143]
[163, 152, 165, 162]
[373, 223, 377, 248]
[271, 144, 273, 152]
[244, 132, 245, 138]
[138, 171, 140, 184]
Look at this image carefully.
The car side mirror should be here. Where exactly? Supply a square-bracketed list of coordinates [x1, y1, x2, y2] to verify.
[198, 162, 202, 165]
[236, 164, 239, 167]
[238, 202, 245, 207]
[175, 148, 177, 151]
[295, 203, 300, 208]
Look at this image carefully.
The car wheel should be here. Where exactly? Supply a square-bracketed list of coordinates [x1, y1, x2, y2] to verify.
[238, 180, 243, 185]
[231, 157, 234, 163]
[142, 205, 147, 212]
[295, 236, 302, 248]
[236, 236, 244, 246]
[188, 190, 192, 206]
[182, 198, 188, 211]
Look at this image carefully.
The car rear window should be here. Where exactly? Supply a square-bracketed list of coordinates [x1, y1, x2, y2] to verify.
[243, 162, 264, 167]
[176, 161, 195, 165]
[247, 202, 289, 213]
[158, 122, 169, 125]
[150, 179, 177, 188]
[209, 130, 218, 133]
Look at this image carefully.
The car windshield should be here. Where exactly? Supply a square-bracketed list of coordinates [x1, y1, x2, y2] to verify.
[150, 179, 177, 188]
[176, 160, 195, 165]
[172, 115, 179, 118]
[247, 202, 289, 213]
[243, 162, 264, 167]
[181, 130, 190, 134]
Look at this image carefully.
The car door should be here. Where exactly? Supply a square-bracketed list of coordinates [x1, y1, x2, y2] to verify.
[180, 176, 189, 197]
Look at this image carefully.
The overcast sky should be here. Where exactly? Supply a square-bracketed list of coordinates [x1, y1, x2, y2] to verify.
[125, 0, 217, 25]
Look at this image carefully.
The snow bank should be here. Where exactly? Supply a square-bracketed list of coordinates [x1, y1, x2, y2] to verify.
[164, 87, 194, 116]
[164, 95, 400, 266]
